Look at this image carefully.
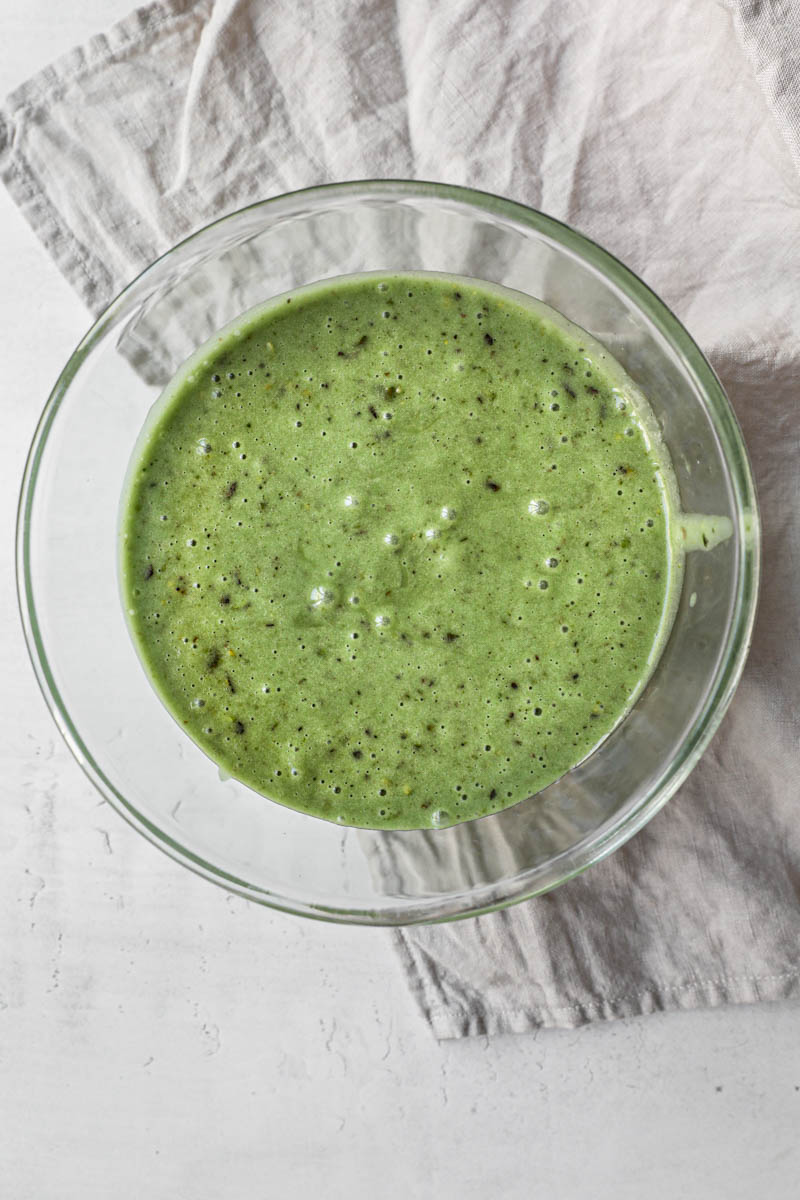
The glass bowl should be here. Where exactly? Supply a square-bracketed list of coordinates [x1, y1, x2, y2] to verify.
[17, 181, 759, 924]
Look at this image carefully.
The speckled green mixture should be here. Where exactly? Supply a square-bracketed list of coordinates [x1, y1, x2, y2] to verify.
[121, 273, 679, 829]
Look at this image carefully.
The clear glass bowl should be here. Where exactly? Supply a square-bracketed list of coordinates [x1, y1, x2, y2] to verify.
[17, 181, 759, 924]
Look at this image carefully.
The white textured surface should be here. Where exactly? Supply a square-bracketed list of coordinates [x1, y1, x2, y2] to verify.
[2, 4, 800, 1197]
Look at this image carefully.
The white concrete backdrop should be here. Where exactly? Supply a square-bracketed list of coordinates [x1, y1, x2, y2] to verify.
[1, 4, 798, 1197]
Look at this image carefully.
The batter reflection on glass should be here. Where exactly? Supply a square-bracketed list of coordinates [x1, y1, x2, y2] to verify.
[120, 270, 724, 830]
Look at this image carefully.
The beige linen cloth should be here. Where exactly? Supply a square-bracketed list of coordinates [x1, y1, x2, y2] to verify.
[2, 0, 798, 1037]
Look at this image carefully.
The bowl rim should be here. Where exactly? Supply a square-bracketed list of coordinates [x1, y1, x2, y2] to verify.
[16, 178, 761, 925]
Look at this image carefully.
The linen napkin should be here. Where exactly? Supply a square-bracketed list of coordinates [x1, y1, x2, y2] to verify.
[2, 0, 798, 1038]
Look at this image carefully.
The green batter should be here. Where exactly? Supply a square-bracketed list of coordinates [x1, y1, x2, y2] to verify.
[120, 273, 680, 829]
